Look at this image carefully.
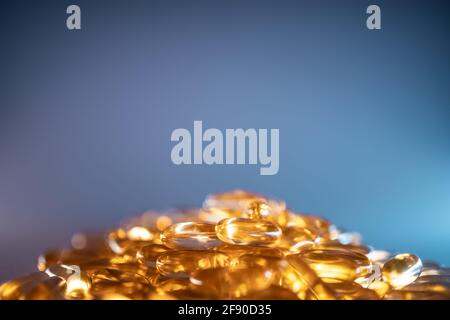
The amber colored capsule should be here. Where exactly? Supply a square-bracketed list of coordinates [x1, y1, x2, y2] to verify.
[214, 244, 283, 258]
[243, 201, 271, 219]
[106, 228, 155, 256]
[190, 266, 275, 299]
[0, 272, 64, 300]
[45, 264, 92, 299]
[384, 290, 449, 300]
[161, 222, 221, 250]
[367, 280, 391, 298]
[239, 285, 299, 300]
[287, 214, 331, 233]
[382, 253, 423, 289]
[156, 250, 229, 278]
[282, 255, 337, 300]
[136, 244, 171, 268]
[90, 268, 152, 300]
[215, 218, 282, 246]
[316, 241, 370, 255]
[328, 281, 379, 300]
[278, 226, 318, 253]
[298, 249, 373, 283]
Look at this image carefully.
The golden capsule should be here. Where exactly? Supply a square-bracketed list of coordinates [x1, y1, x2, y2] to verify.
[90, 268, 151, 300]
[243, 201, 271, 219]
[156, 250, 229, 278]
[106, 228, 155, 256]
[190, 266, 275, 299]
[160, 222, 221, 250]
[328, 281, 379, 300]
[214, 244, 283, 258]
[298, 249, 373, 283]
[382, 253, 423, 289]
[239, 285, 299, 300]
[44, 264, 92, 299]
[215, 218, 282, 246]
[136, 244, 170, 268]
[278, 226, 318, 253]
[0, 272, 62, 300]
[282, 255, 337, 300]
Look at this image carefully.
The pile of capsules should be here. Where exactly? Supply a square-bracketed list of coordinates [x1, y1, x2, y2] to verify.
[1, 190, 449, 300]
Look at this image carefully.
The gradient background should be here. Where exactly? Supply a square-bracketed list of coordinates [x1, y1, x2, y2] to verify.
[0, 0, 449, 281]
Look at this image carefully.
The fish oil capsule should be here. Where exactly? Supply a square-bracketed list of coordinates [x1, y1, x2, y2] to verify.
[316, 241, 370, 255]
[214, 244, 283, 258]
[243, 201, 271, 219]
[45, 264, 92, 299]
[156, 250, 229, 278]
[161, 222, 221, 250]
[278, 226, 318, 253]
[91, 268, 151, 300]
[215, 218, 282, 246]
[0, 272, 53, 300]
[282, 255, 337, 300]
[240, 285, 299, 300]
[190, 266, 275, 299]
[106, 228, 155, 256]
[298, 249, 373, 283]
[136, 244, 170, 268]
[328, 281, 379, 300]
[382, 253, 423, 289]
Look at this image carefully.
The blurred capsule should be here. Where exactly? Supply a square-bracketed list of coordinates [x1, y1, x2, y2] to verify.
[328, 281, 378, 300]
[368, 280, 390, 298]
[190, 266, 275, 299]
[136, 244, 170, 268]
[243, 201, 271, 220]
[44, 264, 92, 299]
[382, 253, 423, 289]
[278, 226, 317, 253]
[214, 244, 283, 258]
[0, 272, 62, 300]
[240, 285, 299, 300]
[215, 218, 282, 246]
[156, 250, 229, 278]
[282, 255, 337, 300]
[161, 222, 221, 250]
[106, 228, 155, 257]
[384, 290, 449, 300]
[317, 241, 370, 255]
[298, 249, 373, 283]
[91, 268, 151, 300]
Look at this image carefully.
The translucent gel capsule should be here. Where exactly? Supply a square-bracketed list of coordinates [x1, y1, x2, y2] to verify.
[161, 222, 221, 250]
[316, 241, 370, 255]
[239, 285, 299, 300]
[190, 266, 275, 299]
[328, 281, 379, 300]
[0, 272, 64, 300]
[106, 228, 155, 256]
[382, 253, 423, 289]
[90, 268, 151, 300]
[282, 255, 337, 300]
[278, 226, 317, 253]
[243, 201, 271, 219]
[45, 264, 92, 299]
[156, 250, 229, 278]
[298, 249, 373, 283]
[287, 214, 331, 234]
[214, 244, 283, 259]
[136, 244, 170, 268]
[215, 218, 282, 246]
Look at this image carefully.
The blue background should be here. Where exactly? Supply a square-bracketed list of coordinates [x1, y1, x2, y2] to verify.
[0, 0, 449, 281]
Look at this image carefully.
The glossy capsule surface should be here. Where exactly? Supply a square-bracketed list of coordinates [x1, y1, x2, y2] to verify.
[190, 266, 275, 299]
[156, 250, 229, 278]
[382, 253, 423, 288]
[215, 218, 282, 246]
[298, 249, 373, 283]
[161, 222, 221, 250]
[136, 244, 170, 268]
